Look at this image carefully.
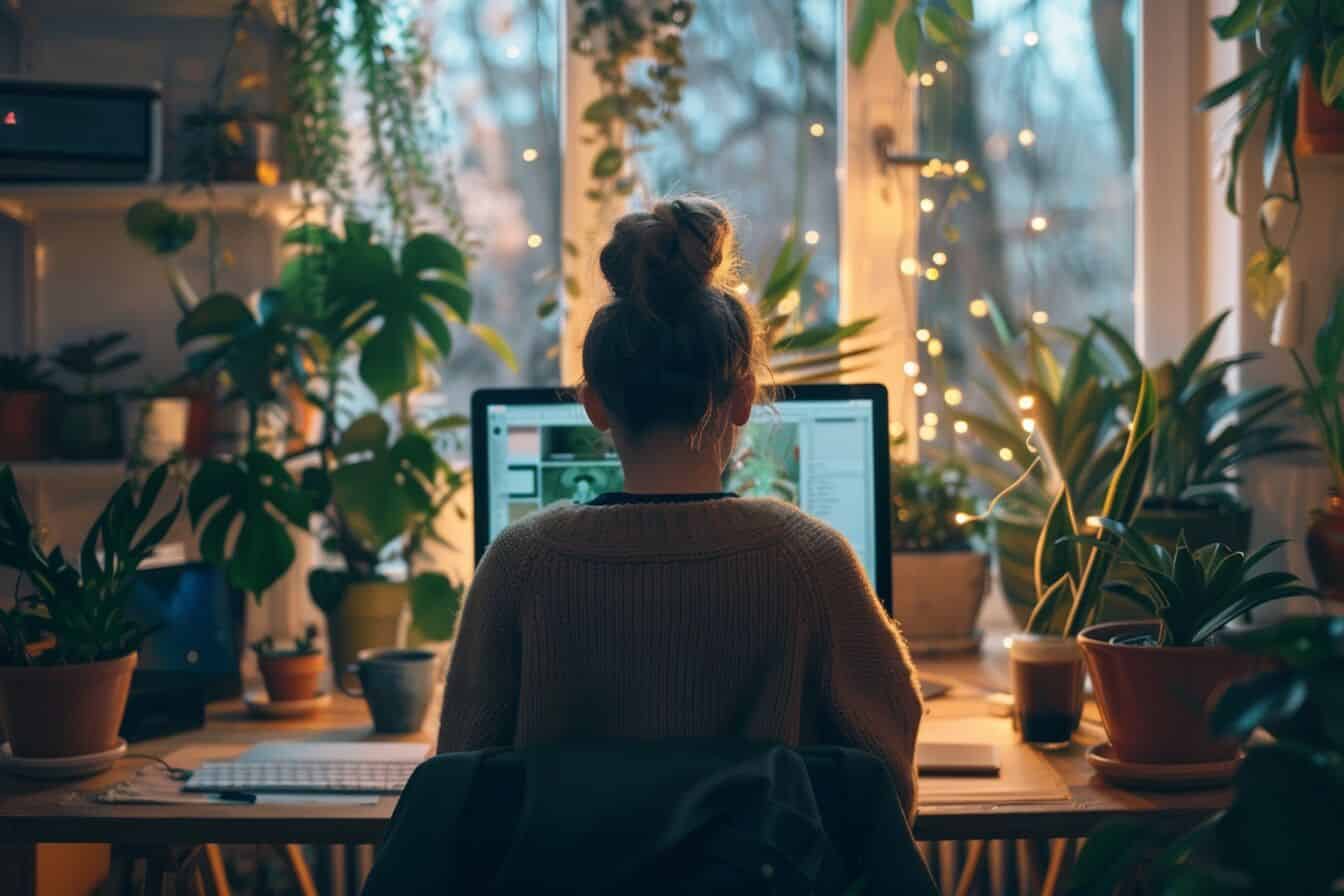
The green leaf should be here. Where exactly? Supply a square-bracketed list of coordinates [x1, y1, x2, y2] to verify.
[773, 318, 877, 352]
[1036, 487, 1080, 594]
[427, 414, 469, 432]
[336, 413, 390, 458]
[401, 233, 467, 279]
[847, 0, 881, 66]
[231, 510, 296, 598]
[1065, 819, 1155, 895]
[283, 224, 340, 250]
[125, 200, 197, 255]
[894, 8, 922, 75]
[175, 293, 254, 347]
[1213, 0, 1261, 38]
[409, 572, 463, 641]
[921, 7, 968, 46]
[359, 314, 420, 401]
[591, 146, 625, 179]
[469, 322, 519, 372]
[948, 0, 974, 20]
[308, 568, 352, 616]
[1209, 667, 1309, 739]
[1175, 310, 1230, 388]
[420, 274, 473, 323]
[1323, 36, 1344, 107]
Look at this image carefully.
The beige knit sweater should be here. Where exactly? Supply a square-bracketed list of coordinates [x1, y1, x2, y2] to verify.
[436, 497, 924, 815]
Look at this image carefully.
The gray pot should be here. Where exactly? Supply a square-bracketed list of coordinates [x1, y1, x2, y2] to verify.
[890, 550, 988, 652]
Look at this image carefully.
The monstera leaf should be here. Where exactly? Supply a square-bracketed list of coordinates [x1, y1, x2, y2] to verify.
[176, 290, 311, 407]
[409, 572, 463, 641]
[328, 414, 442, 552]
[324, 226, 474, 401]
[188, 452, 315, 599]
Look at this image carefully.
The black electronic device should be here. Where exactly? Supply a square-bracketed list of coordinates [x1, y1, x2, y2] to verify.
[0, 79, 161, 181]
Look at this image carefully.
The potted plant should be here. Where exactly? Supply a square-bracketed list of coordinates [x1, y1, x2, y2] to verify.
[1068, 616, 1344, 894]
[0, 463, 179, 759]
[1198, 1, 1344, 305]
[1073, 525, 1316, 765]
[0, 354, 58, 462]
[252, 624, 323, 703]
[889, 457, 987, 651]
[50, 331, 141, 461]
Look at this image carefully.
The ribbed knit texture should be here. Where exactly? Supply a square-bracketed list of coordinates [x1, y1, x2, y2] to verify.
[437, 497, 924, 816]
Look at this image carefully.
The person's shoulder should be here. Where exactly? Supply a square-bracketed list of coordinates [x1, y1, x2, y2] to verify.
[754, 500, 855, 557]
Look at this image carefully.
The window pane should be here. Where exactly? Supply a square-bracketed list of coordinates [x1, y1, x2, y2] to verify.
[633, 0, 840, 320]
[421, 0, 563, 412]
[914, 0, 1136, 442]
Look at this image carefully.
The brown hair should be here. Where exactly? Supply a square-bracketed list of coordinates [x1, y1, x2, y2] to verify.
[582, 196, 766, 441]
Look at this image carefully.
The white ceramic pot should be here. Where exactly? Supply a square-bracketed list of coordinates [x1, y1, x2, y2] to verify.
[889, 550, 988, 653]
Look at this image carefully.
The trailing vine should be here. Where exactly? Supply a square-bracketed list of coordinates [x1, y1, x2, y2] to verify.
[570, 0, 695, 205]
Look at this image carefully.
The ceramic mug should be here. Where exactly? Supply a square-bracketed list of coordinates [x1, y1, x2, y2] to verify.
[339, 648, 436, 734]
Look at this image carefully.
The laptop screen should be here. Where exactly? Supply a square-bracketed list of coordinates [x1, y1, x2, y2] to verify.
[471, 385, 891, 603]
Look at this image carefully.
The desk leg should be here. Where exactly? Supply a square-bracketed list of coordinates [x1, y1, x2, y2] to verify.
[1040, 838, 1076, 896]
[276, 845, 317, 896]
[201, 846, 229, 896]
[952, 840, 986, 896]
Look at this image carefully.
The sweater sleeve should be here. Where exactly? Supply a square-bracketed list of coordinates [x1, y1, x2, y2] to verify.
[436, 529, 529, 753]
[806, 528, 924, 820]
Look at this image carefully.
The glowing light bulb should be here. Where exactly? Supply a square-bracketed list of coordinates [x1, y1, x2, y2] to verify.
[903, 361, 920, 377]
[969, 298, 989, 318]
[927, 338, 944, 356]
[954, 512, 971, 525]
[916, 328, 931, 343]
[919, 73, 935, 87]
[1022, 418, 1036, 433]
[505, 44, 521, 59]
[803, 230, 820, 245]
[734, 282, 751, 296]
[809, 122, 825, 137]
[935, 60, 949, 73]
[932, 251, 948, 266]
[944, 387, 963, 406]
[889, 423, 904, 440]
[1030, 215, 1049, 232]
[954, 159, 970, 174]
[1018, 394, 1035, 411]
[924, 412, 939, 426]
[1018, 128, 1037, 147]
[999, 447, 1015, 462]
[527, 233, 544, 248]
[1024, 31, 1040, 47]
[1086, 515, 1103, 529]
[953, 420, 969, 434]
[925, 268, 941, 282]
[900, 257, 920, 276]
[1031, 310, 1050, 325]
[522, 147, 539, 162]
[919, 425, 937, 442]
[920, 198, 936, 213]
[913, 381, 929, 397]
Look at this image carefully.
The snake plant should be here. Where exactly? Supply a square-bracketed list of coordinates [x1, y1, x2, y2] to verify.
[1027, 370, 1158, 637]
[1070, 522, 1318, 646]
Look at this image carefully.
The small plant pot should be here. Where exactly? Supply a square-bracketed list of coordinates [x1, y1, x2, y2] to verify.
[128, 396, 191, 465]
[324, 581, 409, 693]
[56, 394, 124, 460]
[0, 652, 137, 758]
[258, 651, 325, 703]
[1079, 621, 1264, 765]
[890, 550, 987, 650]
[1306, 491, 1344, 604]
[1296, 66, 1344, 156]
[0, 389, 55, 461]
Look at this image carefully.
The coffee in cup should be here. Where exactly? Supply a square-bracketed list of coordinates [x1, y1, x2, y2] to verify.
[1010, 634, 1084, 749]
[339, 648, 437, 734]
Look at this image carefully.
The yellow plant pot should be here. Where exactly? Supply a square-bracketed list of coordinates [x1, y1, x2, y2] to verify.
[325, 582, 408, 691]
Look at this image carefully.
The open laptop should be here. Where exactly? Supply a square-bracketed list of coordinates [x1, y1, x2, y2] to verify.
[470, 384, 892, 609]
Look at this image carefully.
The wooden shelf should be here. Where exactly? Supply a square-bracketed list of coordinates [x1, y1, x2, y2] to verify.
[3, 460, 128, 482]
[0, 182, 308, 222]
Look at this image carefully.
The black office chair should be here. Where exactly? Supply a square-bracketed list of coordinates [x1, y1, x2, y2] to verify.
[362, 739, 936, 896]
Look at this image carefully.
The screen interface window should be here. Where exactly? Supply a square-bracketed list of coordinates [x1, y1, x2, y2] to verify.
[484, 400, 879, 587]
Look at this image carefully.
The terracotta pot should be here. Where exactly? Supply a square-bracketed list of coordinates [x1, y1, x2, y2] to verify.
[1297, 66, 1344, 156]
[324, 581, 408, 692]
[1306, 491, 1344, 604]
[184, 389, 217, 459]
[0, 390, 54, 461]
[890, 551, 987, 649]
[0, 652, 137, 758]
[258, 651, 325, 703]
[1079, 621, 1263, 764]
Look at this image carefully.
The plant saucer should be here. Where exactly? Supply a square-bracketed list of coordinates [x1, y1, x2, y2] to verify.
[0, 738, 127, 780]
[243, 690, 332, 720]
[1087, 742, 1242, 791]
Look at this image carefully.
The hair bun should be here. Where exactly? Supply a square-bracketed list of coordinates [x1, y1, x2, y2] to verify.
[599, 195, 733, 318]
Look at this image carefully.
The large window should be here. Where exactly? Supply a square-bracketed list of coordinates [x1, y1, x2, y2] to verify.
[633, 0, 841, 320]
[913, 0, 1137, 444]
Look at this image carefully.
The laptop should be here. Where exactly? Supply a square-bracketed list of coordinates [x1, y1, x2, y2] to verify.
[470, 384, 892, 609]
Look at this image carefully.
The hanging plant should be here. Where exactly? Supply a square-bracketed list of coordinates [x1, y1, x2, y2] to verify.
[848, 0, 977, 73]
[570, 0, 695, 206]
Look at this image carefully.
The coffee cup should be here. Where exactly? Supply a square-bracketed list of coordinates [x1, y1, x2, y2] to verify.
[1010, 634, 1084, 750]
[339, 648, 437, 734]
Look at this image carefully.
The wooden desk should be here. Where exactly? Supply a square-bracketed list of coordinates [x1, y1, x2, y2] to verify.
[0, 645, 1233, 848]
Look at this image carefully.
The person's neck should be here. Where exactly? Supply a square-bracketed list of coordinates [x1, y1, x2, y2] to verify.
[616, 431, 726, 495]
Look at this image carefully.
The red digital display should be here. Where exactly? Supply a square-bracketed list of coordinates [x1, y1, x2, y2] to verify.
[2, 111, 15, 126]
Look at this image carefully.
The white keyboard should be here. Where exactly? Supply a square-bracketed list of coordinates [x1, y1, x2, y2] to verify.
[184, 760, 421, 795]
